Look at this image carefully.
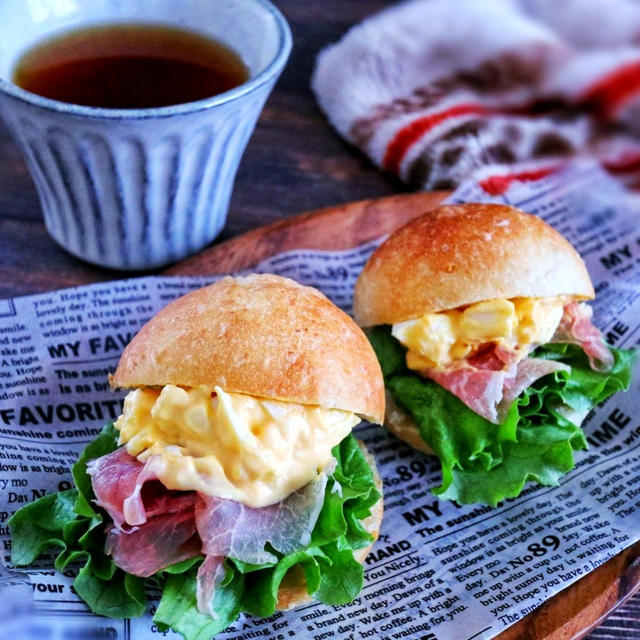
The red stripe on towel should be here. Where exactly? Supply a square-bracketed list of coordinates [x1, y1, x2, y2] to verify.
[581, 61, 640, 119]
[603, 153, 640, 174]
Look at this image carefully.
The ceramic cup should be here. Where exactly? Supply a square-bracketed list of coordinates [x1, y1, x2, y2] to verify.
[0, 0, 291, 270]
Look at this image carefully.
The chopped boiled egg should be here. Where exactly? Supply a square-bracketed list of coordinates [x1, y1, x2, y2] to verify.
[115, 385, 358, 507]
[392, 296, 566, 370]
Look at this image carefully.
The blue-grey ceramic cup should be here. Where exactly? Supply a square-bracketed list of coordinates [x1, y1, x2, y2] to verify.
[0, 0, 291, 269]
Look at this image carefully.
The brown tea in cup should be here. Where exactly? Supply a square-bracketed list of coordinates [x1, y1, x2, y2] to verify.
[13, 23, 249, 109]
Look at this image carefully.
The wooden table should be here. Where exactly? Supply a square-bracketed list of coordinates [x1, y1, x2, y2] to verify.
[0, 1, 638, 637]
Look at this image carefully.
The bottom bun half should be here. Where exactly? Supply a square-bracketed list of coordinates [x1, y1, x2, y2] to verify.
[276, 440, 383, 611]
[384, 391, 434, 456]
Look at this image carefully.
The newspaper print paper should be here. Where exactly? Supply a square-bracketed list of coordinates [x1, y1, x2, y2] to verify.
[1, 161, 639, 640]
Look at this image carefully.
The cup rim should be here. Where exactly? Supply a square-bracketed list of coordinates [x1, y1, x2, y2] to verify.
[0, 0, 292, 120]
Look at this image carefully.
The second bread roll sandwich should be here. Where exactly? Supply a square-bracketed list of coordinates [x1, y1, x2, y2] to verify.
[10, 274, 384, 640]
[354, 203, 635, 506]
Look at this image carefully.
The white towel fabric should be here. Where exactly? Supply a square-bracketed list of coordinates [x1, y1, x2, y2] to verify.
[312, 0, 640, 194]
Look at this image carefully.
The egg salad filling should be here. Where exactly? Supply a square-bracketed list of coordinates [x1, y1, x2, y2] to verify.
[391, 296, 568, 371]
[115, 385, 359, 508]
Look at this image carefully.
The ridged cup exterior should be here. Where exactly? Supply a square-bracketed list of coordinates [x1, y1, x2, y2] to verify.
[0, 87, 274, 269]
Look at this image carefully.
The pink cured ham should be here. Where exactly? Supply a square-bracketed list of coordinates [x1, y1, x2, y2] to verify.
[89, 447, 330, 614]
[465, 342, 521, 371]
[90, 446, 331, 616]
[551, 302, 614, 372]
[424, 357, 569, 424]
[88, 448, 196, 528]
[422, 342, 520, 422]
[90, 447, 201, 576]
[426, 365, 512, 423]
[419, 302, 612, 423]
[193, 472, 328, 616]
[195, 472, 328, 565]
[87, 448, 149, 528]
[105, 509, 201, 577]
[498, 358, 570, 423]
[196, 556, 227, 618]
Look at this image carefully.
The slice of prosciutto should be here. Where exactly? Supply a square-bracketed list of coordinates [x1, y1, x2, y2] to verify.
[423, 357, 569, 424]
[105, 508, 201, 577]
[89, 447, 201, 576]
[498, 357, 570, 423]
[551, 302, 614, 372]
[88, 448, 196, 528]
[196, 471, 328, 565]
[193, 472, 328, 616]
[196, 556, 227, 618]
[89, 446, 332, 615]
[87, 447, 149, 528]
[426, 364, 513, 423]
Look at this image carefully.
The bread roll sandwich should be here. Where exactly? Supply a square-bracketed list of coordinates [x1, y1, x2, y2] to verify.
[354, 203, 635, 506]
[10, 274, 384, 640]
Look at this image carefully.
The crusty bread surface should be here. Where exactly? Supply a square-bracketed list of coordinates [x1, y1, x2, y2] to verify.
[112, 274, 384, 423]
[275, 441, 383, 610]
[354, 203, 595, 327]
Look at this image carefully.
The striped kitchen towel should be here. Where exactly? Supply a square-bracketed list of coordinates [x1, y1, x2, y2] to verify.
[312, 0, 640, 194]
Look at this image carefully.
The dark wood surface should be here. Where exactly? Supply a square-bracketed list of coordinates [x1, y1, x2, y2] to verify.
[167, 191, 450, 275]
[1, 1, 638, 637]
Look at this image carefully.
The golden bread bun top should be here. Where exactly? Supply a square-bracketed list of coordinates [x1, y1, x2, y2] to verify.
[112, 274, 385, 424]
[353, 203, 594, 326]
